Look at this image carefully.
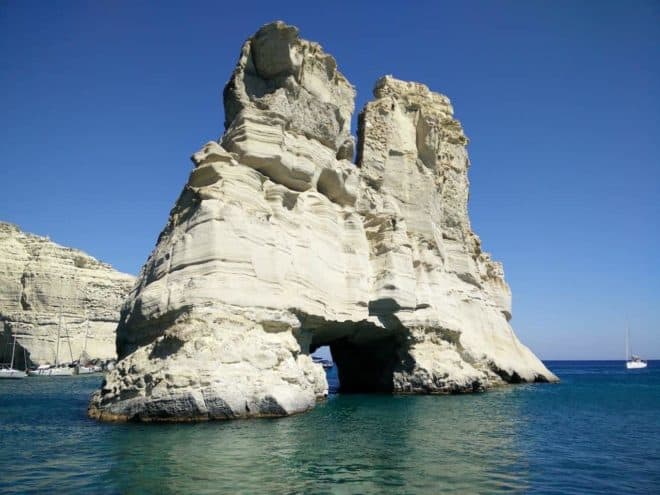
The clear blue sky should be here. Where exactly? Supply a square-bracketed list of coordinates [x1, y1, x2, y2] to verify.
[1, 1, 658, 360]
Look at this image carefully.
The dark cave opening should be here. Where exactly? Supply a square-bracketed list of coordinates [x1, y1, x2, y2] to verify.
[329, 336, 402, 393]
[301, 312, 409, 394]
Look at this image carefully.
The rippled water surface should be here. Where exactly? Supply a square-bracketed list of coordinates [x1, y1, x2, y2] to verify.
[1, 361, 659, 494]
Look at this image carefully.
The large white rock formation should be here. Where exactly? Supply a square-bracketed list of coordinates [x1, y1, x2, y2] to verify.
[0, 222, 134, 367]
[89, 22, 557, 422]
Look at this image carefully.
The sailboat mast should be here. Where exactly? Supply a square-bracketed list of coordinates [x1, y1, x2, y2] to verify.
[56, 308, 62, 367]
[10, 333, 17, 369]
[625, 325, 630, 360]
[83, 308, 89, 356]
[65, 318, 74, 364]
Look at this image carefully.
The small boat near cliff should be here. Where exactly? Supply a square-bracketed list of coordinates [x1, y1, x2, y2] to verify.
[74, 312, 103, 374]
[625, 326, 647, 369]
[76, 362, 103, 375]
[28, 364, 74, 376]
[27, 309, 74, 377]
[0, 333, 27, 379]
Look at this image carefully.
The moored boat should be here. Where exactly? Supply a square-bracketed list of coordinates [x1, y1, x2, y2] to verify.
[0, 333, 27, 379]
[75, 363, 103, 375]
[27, 364, 74, 377]
[28, 309, 74, 377]
[74, 310, 103, 375]
[0, 367, 27, 379]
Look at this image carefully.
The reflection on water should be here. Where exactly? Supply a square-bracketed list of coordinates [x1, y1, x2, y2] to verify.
[103, 390, 529, 495]
[1, 362, 659, 494]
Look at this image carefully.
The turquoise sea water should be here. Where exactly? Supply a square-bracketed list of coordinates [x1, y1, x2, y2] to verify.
[1, 361, 658, 494]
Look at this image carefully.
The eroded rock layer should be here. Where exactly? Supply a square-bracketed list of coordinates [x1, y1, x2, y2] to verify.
[89, 22, 556, 422]
[0, 222, 134, 367]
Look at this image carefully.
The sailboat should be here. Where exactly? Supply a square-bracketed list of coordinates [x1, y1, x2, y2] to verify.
[0, 332, 27, 379]
[625, 326, 647, 370]
[76, 312, 102, 375]
[27, 309, 74, 377]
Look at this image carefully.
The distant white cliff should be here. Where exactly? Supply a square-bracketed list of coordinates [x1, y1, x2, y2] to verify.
[0, 222, 134, 367]
[89, 21, 557, 422]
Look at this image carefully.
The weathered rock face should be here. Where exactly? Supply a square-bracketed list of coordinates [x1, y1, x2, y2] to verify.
[89, 22, 557, 422]
[0, 222, 134, 368]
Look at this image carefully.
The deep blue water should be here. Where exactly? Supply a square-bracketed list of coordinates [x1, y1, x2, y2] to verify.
[0, 361, 658, 494]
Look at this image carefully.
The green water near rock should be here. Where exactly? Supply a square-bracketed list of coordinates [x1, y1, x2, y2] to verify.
[1, 362, 658, 494]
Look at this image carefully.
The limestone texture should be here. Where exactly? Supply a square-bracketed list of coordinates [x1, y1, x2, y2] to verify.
[89, 21, 557, 422]
[0, 222, 134, 368]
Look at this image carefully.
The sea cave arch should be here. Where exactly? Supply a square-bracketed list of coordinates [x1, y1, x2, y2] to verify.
[296, 306, 413, 394]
